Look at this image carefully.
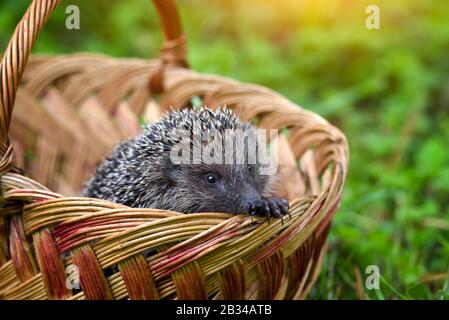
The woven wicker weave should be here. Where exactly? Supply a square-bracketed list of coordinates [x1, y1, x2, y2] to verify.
[0, 0, 348, 300]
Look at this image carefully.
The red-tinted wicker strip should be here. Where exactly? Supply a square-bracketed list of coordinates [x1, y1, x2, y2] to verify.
[171, 261, 208, 299]
[119, 254, 160, 300]
[256, 251, 284, 300]
[301, 224, 331, 293]
[9, 215, 38, 281]
[32, 227, 70, 299]
[71, 244, 113, 300]
[216, 261, 246, 300]
[285, 235, 315, 299]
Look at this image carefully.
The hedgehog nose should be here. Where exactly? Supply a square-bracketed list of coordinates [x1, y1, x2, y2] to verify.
[242, 192, 262, 215]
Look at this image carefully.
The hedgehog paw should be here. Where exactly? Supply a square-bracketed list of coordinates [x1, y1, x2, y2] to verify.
[258, 198, 290, 223]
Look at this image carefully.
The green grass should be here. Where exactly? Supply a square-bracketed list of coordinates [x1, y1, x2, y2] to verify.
[1, 0, 448, 299]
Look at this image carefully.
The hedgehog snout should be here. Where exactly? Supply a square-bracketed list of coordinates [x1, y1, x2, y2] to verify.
[240, 191, 262, 215]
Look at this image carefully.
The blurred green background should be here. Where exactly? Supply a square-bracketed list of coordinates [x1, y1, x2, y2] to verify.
[1, 0, 448, 299]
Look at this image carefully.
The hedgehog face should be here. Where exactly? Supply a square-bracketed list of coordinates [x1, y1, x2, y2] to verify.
[159, 119, 275, 214]
[162, 162, 272, 214]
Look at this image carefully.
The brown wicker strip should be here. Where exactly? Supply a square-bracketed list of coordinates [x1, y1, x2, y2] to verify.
[1, 273, 47, 300]
[0, 0, 60, 146]
[0, 261, 20, 293]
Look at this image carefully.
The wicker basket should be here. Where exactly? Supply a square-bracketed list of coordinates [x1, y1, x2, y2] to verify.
[0, 0, 348, 300]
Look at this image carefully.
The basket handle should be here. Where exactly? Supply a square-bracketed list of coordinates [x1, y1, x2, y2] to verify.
[0, 0, 187, 176]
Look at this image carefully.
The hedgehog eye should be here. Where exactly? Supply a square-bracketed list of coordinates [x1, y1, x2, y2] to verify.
[204, 173, 219, 184]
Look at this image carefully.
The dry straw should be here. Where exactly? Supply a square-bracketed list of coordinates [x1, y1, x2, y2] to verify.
[0, 0, 348, 300]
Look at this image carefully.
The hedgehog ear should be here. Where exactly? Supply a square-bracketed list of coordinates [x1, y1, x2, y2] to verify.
[162, 156, 182, 182]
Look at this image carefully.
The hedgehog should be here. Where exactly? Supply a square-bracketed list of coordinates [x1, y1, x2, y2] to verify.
[81, 107, 289, 219]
